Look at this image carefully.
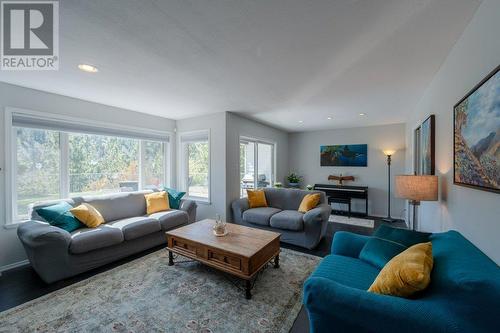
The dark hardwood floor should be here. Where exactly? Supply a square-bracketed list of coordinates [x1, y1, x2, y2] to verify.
[0, 216, 405, 332]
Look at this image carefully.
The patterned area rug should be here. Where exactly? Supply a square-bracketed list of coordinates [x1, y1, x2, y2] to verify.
[0, 248, 320, 333]
[329, 214, 375, 228]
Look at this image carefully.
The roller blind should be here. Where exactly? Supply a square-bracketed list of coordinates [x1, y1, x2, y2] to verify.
[12, 112, 170, 142]
[179, 130, 209, 143]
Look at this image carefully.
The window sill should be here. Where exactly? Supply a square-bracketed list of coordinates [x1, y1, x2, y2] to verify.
[185, 197, 211, 205]
[3, 221, 25, 230]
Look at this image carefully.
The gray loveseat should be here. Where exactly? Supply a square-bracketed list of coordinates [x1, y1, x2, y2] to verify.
[17, 190, 197, 283]
[231, 188, 330, 249]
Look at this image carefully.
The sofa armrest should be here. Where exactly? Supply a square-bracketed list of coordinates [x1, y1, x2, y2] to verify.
[17, 220, 72, 283]
[231, 198, 249, 223]
[179, 199, 197, 223]
[304, 277, 452, 332]
[17, 220, 71, 249]
[303, 203, 331, 226]
[331, 231, 370, 258]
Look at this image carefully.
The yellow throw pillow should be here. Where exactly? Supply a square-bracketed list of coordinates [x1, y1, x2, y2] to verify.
[298, 193, 321, 213]
[247, 190, 268, 208]
[368, 242, 433, 298]
[145, 191, 170, 214]
[70, 203, 105, 228]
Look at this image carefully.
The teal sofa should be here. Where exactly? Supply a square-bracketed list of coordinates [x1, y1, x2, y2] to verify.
[303, 229, 500, 333]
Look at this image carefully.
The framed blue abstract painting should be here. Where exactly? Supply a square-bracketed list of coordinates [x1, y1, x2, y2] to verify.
[320, 144, 368, 167]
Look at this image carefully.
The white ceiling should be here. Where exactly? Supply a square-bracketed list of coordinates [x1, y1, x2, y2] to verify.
[0, 0, 481, 132]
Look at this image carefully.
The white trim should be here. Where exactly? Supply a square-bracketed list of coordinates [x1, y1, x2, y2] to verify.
[238, 135, 277, 197]
[60, 132, 69, 197]
[177, 129, 211, 204]
[4, 108, 14, 227]
[0, 259, 30, 273]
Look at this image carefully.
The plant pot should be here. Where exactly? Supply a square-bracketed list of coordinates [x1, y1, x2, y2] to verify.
[288, 182, 299, 188]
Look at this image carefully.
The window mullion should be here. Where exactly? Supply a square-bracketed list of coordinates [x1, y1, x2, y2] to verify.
[60, 132, 69, 198]
[254, 142, 258, 189]
[139, 140, 145, 190]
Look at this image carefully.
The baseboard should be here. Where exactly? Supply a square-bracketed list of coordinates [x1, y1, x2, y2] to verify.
[0, 259, 30, 273]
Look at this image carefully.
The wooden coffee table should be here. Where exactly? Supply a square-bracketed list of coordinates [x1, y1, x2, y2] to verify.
[166, 219, 281, 299]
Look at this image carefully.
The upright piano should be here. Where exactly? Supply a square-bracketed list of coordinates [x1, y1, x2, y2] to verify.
[314, 184, 368, 216]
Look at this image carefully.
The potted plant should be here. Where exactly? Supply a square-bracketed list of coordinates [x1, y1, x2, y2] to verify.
[287, 172, 302, 188]
[274, 182, 283, 188]
[306, 184, 313, 191]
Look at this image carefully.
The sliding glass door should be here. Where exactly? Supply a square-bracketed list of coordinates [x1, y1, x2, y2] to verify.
[240, 138, 275, 197]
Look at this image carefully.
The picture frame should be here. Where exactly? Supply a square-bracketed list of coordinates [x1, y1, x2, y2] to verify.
[420, 115, 435, 175]
[453, 65, 499, 194]
[320, 144, 368, 167]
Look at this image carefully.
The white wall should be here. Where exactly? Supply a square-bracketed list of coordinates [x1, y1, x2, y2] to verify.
[405, 0, 500, 264]
[289, 124, 406, 218]
[225, 113, 289, 220]
[176, 112, 227, 221]
[0, 82, 176, 271]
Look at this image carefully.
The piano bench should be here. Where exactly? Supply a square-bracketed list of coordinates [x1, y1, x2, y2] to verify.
[328, 197, 351, 217]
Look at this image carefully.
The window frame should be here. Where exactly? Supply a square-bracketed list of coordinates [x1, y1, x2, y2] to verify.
[177, 129, 211, 204]
[4, 107, 172, 226]
[239, 136, 276, 198]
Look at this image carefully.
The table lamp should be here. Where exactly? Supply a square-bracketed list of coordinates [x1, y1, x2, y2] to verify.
[395, 175, 438, 230]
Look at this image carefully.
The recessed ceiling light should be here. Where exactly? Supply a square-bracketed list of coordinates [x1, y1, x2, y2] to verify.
[78, 64, 98, 73]
[298, 120, 303, 123]
[327, 117, 332, 120]
[359, 113, 366, 116]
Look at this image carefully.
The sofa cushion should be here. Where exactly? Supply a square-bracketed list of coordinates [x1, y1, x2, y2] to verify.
[35, 202, 83, 232]
[70, 225, 124, 254]
[107, 217, 161, 241]
[163, 188, 186, 209]
[374, 224, 430, 247]
[149, 210, 188, 230]
[74, 191, 151, 222]
[359, 237, 408, 269]
[243, 207, 281, 226]
[369, 242, 433, 297]
[310, 254, 380, 290]
[270, 210, 304, 231]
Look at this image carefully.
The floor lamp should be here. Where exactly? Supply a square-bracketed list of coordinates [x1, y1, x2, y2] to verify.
[395, 175, 438, 230]
[382, 150, 397, 222]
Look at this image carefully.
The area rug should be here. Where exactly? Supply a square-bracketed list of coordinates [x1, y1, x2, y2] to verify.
[329, 214, 374, 228]
[0, 248, 320, 333]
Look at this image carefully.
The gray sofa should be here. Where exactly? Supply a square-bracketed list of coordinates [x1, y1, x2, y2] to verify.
[17, 190, 197, 283]
[231, 188, 330, 249]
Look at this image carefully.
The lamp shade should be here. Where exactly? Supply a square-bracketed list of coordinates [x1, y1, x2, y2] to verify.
[383, 149, 396, 156]
[395, 175, 438, 202]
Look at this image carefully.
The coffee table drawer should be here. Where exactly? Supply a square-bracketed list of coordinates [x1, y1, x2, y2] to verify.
[207, 249, 242, 271]
[171, 238, 198, 256]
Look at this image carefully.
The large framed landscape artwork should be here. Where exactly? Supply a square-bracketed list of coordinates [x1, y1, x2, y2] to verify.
[320, 144, 368, 167]
[454, 65, 499, 194]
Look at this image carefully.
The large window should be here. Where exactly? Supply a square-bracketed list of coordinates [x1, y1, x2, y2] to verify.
[240, 137, 275, 197]
[7, 110, 170, 222]
[179, 131, 210, 202]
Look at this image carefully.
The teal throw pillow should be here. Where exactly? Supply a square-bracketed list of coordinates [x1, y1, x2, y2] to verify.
[36, 202, 83, 232]
[359, 237, 407, 269]
[374, 224, 431, 247]
[163, 188, 186, 209]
